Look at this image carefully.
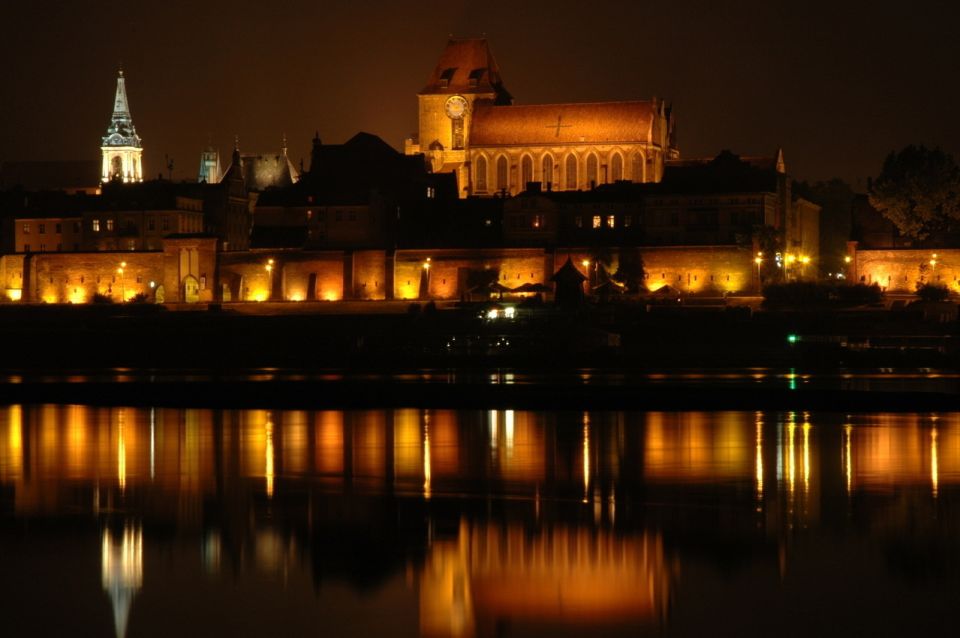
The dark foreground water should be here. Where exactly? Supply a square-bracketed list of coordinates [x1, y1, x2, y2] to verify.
[1, 406, 958, 637]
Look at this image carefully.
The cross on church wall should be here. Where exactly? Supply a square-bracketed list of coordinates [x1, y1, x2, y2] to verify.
[546, 115, 573, 137]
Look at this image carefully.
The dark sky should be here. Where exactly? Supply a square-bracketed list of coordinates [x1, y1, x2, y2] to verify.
[2, 0, 958, 187]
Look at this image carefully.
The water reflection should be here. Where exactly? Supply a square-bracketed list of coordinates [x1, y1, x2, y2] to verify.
[0, 407, 958, 637]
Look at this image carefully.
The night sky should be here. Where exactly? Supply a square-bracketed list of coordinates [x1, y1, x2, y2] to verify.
[2, 0, 958, 187]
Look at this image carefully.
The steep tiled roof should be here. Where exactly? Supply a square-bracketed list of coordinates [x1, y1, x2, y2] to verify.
[470, 101, 656, 147]
[421, 38, 511, 102]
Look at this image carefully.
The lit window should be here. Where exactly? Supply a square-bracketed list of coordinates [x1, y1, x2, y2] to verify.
[592, 215, 601, 229]
[532, 215, 542, 229]
[22, 223, 30, 234]
[92, 219, 100, 232]
[426, 186, 435, 199]
[606, 215, 615, 228]
[106, 219, 114, 231]
[306, 210, 313, 220]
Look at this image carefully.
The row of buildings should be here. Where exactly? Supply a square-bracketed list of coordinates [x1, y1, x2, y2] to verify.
[1, 38, 941, 305]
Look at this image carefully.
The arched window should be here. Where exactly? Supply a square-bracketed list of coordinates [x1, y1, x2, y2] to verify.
[476, 156, 488, 192]
[632, 152, 644, 182]
[586, 154, 599, 188]
[610, 153, 624, 181]
[565, 154, 578, 190]
[496, 155, 509, 192]
[520, 155, 533, 189]
[542, 155, 554, 188]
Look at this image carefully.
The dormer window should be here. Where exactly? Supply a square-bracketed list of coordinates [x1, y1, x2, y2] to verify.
[439, 67, 456, 89]
[468, 68, 484, 88]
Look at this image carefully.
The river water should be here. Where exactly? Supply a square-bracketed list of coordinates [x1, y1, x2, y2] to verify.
[0, 406, 957, 637]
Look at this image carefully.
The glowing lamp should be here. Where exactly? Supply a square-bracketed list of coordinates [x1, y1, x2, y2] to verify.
[581, 260, 590, 268]
[844, 256, 852, 264]
[787, 334, 799, 344]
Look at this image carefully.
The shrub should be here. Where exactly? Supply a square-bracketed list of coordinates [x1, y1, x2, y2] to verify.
[128, 292, 151, 304]
[763, 281, 884, 308]
[916, 283, 950, 302]
[92, 292, 113, 304]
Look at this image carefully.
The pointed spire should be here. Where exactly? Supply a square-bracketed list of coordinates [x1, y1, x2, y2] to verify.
[102, 69, 141, 149]
[281, 133, 288, 156]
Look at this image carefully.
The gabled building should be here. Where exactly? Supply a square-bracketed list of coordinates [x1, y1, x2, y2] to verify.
[406, 38, 678, 198]
[253, 132, 456, 250]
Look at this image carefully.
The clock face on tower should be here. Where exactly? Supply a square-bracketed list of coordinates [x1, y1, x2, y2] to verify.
[445, 95, 468, 119]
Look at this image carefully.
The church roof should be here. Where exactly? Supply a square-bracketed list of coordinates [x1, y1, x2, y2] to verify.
[101, 70, 141, 149]
[470, 101, 657, 147]
[421, 38, 511, 102]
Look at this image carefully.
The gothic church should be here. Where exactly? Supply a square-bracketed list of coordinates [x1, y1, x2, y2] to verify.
[405, 38, 678, 198]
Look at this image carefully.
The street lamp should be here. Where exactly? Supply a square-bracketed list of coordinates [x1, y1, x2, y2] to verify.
[117, 261, 126, 301]
[930, 253, 938, 279]
[265, 258, 274, 301]
[754, 253, 763, 293]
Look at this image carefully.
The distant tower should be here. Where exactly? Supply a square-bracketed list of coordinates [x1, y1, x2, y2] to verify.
[197, 145, 221, 183]
[100, 69, 143, 183]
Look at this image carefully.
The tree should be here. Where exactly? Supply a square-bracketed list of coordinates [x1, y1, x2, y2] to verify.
[869, 145, 960, 240]
[612, 249, 646, 293]
[794, 178, 854, 272]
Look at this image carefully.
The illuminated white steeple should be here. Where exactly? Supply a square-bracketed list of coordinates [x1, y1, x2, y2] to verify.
[101, 69, 143, 183]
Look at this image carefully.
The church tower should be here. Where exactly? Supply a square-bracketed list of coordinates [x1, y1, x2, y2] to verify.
[197, 145, 221, 183]
[100, 70, 143, 183]
[404, 38, 512, 197]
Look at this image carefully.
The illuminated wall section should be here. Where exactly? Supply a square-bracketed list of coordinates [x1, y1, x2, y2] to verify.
[28, 252, 165, 303]
[282, 257, 343, 301]
[352, 250, 387, 300]
[394, 249, 547, 300]
[0, 254, 26, 301]
[855, 248, 960, 293]
[638, 246, 753, 294]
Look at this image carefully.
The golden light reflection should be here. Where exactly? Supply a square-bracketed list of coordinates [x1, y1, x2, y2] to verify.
[844, 423, 853, 495]
[424, 412, 432, 500]
[755, 414, 763, 502]
[582, 413, 590, 503]
[117, 411, 127, 492]
[102, 523, 143, 638]
[316, 411, 344, 475]
[932, 427, 939, 498]
[1, 405, 23, 480]
[421, 522, 669, 636]
[802, 421, 811, 496]
[644, 412, 751, 481]
[265, 416, 275, 498]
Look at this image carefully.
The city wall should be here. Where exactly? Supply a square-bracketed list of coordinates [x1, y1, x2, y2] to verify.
[2, 243, 761, 303]
[853, 247, 960, 293]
